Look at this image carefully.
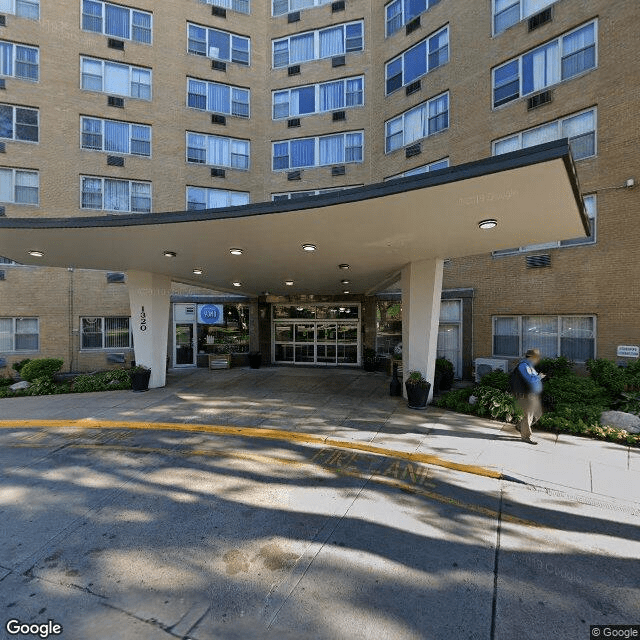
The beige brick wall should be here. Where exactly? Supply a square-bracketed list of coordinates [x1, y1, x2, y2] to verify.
[0, 0, 638, 372]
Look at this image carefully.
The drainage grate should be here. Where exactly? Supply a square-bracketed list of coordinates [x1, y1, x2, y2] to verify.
[526, 254, 551, 268]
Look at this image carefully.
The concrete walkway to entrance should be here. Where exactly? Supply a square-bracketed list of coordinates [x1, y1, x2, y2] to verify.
[1, 367, 638, 505]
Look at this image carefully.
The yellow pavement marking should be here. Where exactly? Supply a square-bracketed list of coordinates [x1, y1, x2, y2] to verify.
[0, 418, 503, 480]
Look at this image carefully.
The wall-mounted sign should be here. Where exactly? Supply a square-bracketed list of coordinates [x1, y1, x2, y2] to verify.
[198, 304, 224, 325]
[617, 345, 639, 358]
[140, 306, 147, 332]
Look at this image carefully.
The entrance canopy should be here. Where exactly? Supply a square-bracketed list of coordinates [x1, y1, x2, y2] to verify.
[0, 141, 587, 296]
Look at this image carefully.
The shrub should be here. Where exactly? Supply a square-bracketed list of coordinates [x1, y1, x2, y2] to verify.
[479, 369, 510, 392]
[435, 357, 455, 390]
[537, 356, 573, 378]
[542, 374, 610, 412]
[586, 359, 626, 396]
[0, 376, 14, 387]
[472, 386, 523, 423]
[12, 358, 31, 373]
[435, 387, 475, 414]
[71, 369, 132, 393]
[406, 370, 429, 388]
[20, 358, 64, 382]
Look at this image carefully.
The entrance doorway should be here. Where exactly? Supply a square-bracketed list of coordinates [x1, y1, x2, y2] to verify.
[272, 303, 361, 366]
[437, 299, 462, 378]
[175, 324, 195, 366]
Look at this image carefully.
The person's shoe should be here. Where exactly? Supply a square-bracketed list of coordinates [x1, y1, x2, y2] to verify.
[522, 438, 538, 445]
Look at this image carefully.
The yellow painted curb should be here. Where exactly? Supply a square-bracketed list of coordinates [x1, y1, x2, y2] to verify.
[0, 418, 503, 481]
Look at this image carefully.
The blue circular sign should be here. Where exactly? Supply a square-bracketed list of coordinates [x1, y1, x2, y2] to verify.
[199, 304, 222, 325]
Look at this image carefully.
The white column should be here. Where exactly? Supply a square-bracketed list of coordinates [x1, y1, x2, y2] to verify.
[401, 258, 444, 403]
[127, 271, 172, 389]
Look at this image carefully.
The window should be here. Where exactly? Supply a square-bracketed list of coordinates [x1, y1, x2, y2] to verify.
[82, 1, 152, 43]
[202, 0, 250, 15]
[0, 41, 38, 81]
[0, 0, 39, 20]
[272, 0, 331, 16]
[272, 130, 364, 170]
[492, 194, 597, 255]
[271, 185, 362, 200]
[0, 167, 38, 204]
[493, 107, 596, 161]
[81, 176, 151, 213]
[492, 20, 596, 107]
[272, 75, 364, 119]
[81, 117, 151, 156]
[187, 78, 250, 118]
[385, 0, 441, 37]
[81, 316, 131, 349]
[186, 132, 250, 170]
[0, 104, 38, 142]
[385, 26, 449, 94]
[272, 21, 363, 68]
[385, 91, 448, 152]
[493, 0, 555, 35]
[187, 23, 250, 65]
[384, 157, 449, 180]
[81, 57, 151, 100]
[186, 187, 249, 210]
[0, 317, 39, 352]
[493, 315, 595, 361]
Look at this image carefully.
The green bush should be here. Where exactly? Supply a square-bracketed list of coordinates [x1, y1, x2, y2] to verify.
[71, 369, 132, 393]
[0, 375, 14, 387]
[436, 387, 475, 414]
[537, 356, 573, 378]
[542, 374, 610, 410]
[12, 358, 31, 373]
[472, 386, 523, 423]
[613, 392, 640, 415]
[479, 369, 510, 392]
[20, 358, 64, 382]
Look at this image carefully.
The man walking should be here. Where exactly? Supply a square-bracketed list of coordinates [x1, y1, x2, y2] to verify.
[512, 348, 546, 445]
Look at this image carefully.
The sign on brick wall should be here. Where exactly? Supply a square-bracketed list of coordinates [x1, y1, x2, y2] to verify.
[617, 345, 639, 358]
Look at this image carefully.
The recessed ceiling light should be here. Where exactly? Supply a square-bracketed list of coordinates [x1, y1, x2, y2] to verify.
[343, 290, 350, 294]
[232, 281, 242, 287]
[478, 219, 498, 230]
[285, 280, 294, 286]
[193, 268, 203, 275]
[296, 306, 304, 311]
[341, 279, 350, 285]
[302, 244, 317, 252]
[163, 251, 177, 257]
[339, 263, 350, 270]
[229, 248, 243, 255]
[27, 250, 44, 257]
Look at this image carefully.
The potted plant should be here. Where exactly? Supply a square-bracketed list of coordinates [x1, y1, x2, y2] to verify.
[248, 352, 262, 369]
[362, 347, 378, 372]
[435, 357, 455, 392]
[405, 370, 431, 410]
[130, 365, 151, 392]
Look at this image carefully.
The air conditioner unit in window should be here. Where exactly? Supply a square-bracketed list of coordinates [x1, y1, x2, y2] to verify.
[211, 59, 227, 72]
[287, 117, 301, 128]
[528, 7, 552, 31]
[211, 167, 226, 178]
[475, 358, 510, 383]
[287, 10, 300, 23]
[211, 5, 227, 18]
[331, 0, 345, 12]
[331, 55, 346, 67]
[107, 96, 125, 108]
[108, 38, 125, 50]
[0, 142, 5, 153]
[288, 65, 301, 76]
[527, 89, 552, 110]
[107, 155, 125, 167]
[406, 16, 420, 35]
[0, 79, 6, 90]
[211, 113, 226, 125]
[0, 15, 6, 27]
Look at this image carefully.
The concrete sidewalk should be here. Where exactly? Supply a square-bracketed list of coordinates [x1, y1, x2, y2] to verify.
[1, 366, 639, 504]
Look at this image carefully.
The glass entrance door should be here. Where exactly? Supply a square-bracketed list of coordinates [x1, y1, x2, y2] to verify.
[175, 323, 195, 366]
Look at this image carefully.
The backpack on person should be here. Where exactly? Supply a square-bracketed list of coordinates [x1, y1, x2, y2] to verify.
[509, 361, 529, 394]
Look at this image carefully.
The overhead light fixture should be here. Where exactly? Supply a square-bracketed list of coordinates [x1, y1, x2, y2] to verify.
[229, 248, 243, 255]
[302, 244, 317, 252]
[478, 219, 498, 230]
[285, 280, 294, 286]
[338, 264, 350, 270]
[163, 250, 177, 257]
[342, 290, 350, 294]
[232, 281, 242, 287]
[296, 306, 304, 311]
[341, 279, 350, 285]
[193, 268, 203, 275]
[27, 250, 44, 257]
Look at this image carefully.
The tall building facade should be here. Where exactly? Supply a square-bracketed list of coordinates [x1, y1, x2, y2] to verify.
[0, 0, 638, 377]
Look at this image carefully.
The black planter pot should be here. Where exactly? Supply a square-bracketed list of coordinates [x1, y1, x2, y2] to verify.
[363, 357, 378, 372]
[433, 372, 442, 396]
[130, 368, 151, 392]
[405, 381, 431, 409]
[438, 370, 454, 392]
[248, 352, 262, 369]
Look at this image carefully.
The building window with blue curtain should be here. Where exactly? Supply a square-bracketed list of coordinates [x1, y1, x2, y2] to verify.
[81, 0, 152, 44]
[81, 176, 151, 213]
[202, 0, 250, 15]
[187, 22, 250, 65]
[186, 187, 249, 210]
[272, 131, 364, 170]
[81, 116, 151, 157]
[384, 157, 449, 180]
[187, 78, 250, 118]
[0, 104, 38, 142]
[492, 20, 596, 107]
[0, 0, 39, 20]
[272, 21, 363, 68]
[0, 41, 39, 81]
[385, 26, 448, 94]
[385, 0, 441, 37]
[493, 0, 556, 35]
[186, 132, 250, 170]
[385, 92, 449, 152]
[81, 57, 151, 100]
[272, 76, 364, 119]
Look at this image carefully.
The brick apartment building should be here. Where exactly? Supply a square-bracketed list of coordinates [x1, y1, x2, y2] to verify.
[0, 0, 638, 378]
